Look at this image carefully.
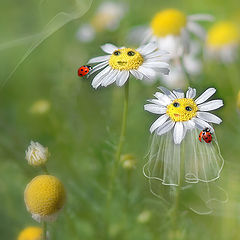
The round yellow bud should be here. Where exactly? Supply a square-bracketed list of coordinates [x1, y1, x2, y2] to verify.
[24, 175, 66, 222]
[120, 154, 136, 170]
[30, 99, 51, 115]
[17, 227, 42, 240]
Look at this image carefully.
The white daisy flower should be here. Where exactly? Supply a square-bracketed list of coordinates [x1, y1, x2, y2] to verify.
[129, 9, 213, 58]
[143, 86, 224, 186]
[205, 21, 240, 63]
[87, 42, 170, 88]
[76, 2, 128, 43]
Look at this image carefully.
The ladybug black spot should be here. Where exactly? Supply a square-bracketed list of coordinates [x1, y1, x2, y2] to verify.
[85, 70, 88, 72]
[81, 69, 83, 71]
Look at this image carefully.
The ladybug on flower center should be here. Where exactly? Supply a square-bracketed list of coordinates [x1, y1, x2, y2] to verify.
[199, 128, 213, 143]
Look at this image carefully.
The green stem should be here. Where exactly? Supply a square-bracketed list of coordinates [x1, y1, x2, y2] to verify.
[179, 56, 192, 86]
[42, 221, 47, 240]
[115, 81, 129, 162]
[41, 164, 49, 175]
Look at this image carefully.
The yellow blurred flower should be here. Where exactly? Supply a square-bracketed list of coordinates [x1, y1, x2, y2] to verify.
[24, 175, 66, 222]
[25, 141, 49, 166]
[30, 100, 51, 115]
[17, 226, 42, 240]
[137, 210, 152, 224]
[206, 21, 240, 62]
[120, 154, 136, 170]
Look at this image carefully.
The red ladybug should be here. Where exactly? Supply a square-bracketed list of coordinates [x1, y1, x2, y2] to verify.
[198, 128, 213, 143]
[78, 65, 92, 77]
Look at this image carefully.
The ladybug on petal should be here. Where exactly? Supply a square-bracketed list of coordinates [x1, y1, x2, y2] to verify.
[199, 128, 213, 143]
[78, 65, 92, 77]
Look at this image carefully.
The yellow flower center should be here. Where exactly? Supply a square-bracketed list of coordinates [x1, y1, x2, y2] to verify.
[24, 175, 66, 217]
[109, 48, 144, 70]
[167, 98, 198, 122]
[150, 9, 187, 37]
[207, 21, 239, 47]
[18, 227, 42, 240]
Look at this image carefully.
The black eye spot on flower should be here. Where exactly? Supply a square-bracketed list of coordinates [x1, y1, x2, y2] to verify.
[113, 50, 121, 56]
[173, 102, 180, 107]
[127, 51, 135, 56]
[185, 106, 192, 111]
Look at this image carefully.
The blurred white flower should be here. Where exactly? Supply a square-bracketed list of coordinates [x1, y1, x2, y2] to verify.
[25, 141, 49, 166]
[76, 1, 128, 42]
[205, 21, 240, 63]
[128, 9, 213, 59]
[87, 42, 169, 88]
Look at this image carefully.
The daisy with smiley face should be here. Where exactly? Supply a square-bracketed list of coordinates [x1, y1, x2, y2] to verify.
[87, 42, 170, 88]
[145, 86, 223, 144]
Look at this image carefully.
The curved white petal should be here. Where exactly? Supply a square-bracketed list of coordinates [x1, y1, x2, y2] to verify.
[91, 66, 111, 88]
[101, 43, 118, 54]
[150, 114, 169, 133]
[186, 87, 196, 99]
[116, 71, 129, 86]
[187, 22, 206, 40]
[142, 61, 169, 69]
[197, 112, 222, 124]
[195, 88, 216, 105]
[156, 120, 175, 136]
[183, 119, 195, 129]
[158, 86, 177, 100]
[88, 55, 110, 64]
[188, 14, 214, 22]
[137, 42, 157, 55]
[130, 69, 144, 80]
[173, 122, 184, 144]
[88, 61, 109, 76]
[173, 89, 184, 98]
[138, 66, 156, 79]
[198, 100, 223, 111]
[101, 69, 119, 87]
[192, 117, 214, 132]
[154, 92, 172, 105]
[144, 104, 167, 114]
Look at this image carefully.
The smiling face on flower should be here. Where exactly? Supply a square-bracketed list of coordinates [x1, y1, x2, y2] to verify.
[167, 98, 198, 122]
[109, 48, 144, 70]
[144, 87, 223, 144]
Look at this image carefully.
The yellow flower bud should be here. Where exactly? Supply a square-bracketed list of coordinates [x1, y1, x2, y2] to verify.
[24, 175, 66, 222]
[25, 141, 49, 166]
[120, 154, 136, 170]
[137, 210, 151, 224]
[17, 227, 42, 240]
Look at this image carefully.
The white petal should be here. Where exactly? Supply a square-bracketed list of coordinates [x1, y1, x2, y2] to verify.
[158, 86, 176, 100]
[130, 69, 144, 80]
[195, 88, 216, 105]
[138, 66, 156, 78]
[101, 43, 118, 54]
[192, 117, 214, 132]
[154, 92, 172, 105]
[91, 66, 111, 88]
[147, 99, 167, 107]
[183, 120, 195, 129]
[197, 112, 222, 124]
[150, 114, 169, 133]
[88, 61, 109, 76]
[101, 69, 119, 87]
[173, 89, 184, 98]
[137, 42, 158, 55]
[173, 122, 184, 144]
[188, 14, 214, 22]
[186, 87, 196, 99]
[187, 22, 206, 40]
[198, 100, 223, 111]
[142, 61, 169, 69]
[145, 50, 169, 59]
[144, 104, 167, 114]
[88, 55, 110, 64]
[116, 71, 129, 86]
[156, 120, 175, 136]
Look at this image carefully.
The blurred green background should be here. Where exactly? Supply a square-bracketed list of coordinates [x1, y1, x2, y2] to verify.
[0, 0, 240, 239]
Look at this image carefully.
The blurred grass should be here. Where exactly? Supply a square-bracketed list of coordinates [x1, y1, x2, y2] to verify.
[0, 0, 240, 239]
